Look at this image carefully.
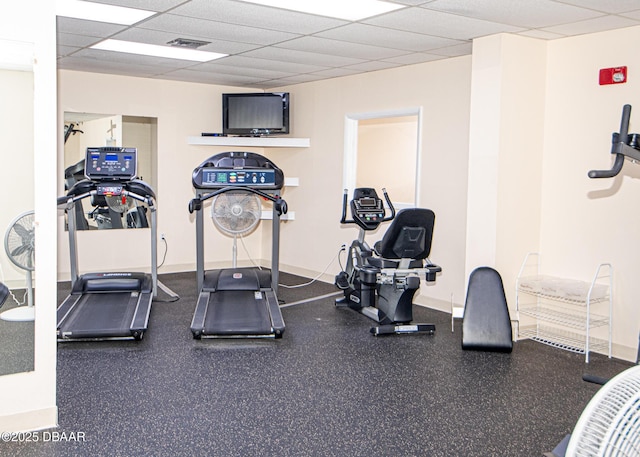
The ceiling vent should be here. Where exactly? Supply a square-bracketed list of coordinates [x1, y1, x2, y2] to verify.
[166, 38, 211, 49]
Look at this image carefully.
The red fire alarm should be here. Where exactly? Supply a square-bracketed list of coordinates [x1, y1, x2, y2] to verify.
[599, 66, 627, 85]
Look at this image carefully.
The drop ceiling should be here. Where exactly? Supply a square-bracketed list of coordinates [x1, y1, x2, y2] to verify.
[57, 0, 640, 89]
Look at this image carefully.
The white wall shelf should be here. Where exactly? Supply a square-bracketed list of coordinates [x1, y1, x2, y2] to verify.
[187, 136, 310, 148]
[261, 210, 295, 221]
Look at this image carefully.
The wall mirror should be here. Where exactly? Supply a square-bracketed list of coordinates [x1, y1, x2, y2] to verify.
[63, 112, 157, 230]
[0, 57, 35, 375]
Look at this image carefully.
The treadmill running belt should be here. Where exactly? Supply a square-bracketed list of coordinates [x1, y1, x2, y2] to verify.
[60, 292, 138, 335]
[204, 290, 273, 335]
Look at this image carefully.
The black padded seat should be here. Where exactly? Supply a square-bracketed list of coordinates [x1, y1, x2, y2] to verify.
[367, 257, 423, 269]
[462, 266, 513, 353]
[373, 208, 435, 261]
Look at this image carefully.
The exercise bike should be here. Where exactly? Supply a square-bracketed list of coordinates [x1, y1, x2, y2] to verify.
[335, 188, 442, 335]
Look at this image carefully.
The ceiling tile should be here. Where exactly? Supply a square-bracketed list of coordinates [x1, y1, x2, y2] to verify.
[187, 61, 294, 80]
[56, 17, 128, 38]
[380, 53, 446, 65]
[138, 13, 300, 46]
[57, 31, 104, 48]
[211, 55, 329, 74]
[540, 14, 640, 36]
[517, 29, 565, 40]
[57, 55, 164, 78]
[88, 0, 186, 11]
[274, 36, 410, 60]
[315, 23, 463, 52]
[343, 60, 403, 72]
[241, 46, 366, 67]
[424, 0, 604, 28]
[428, 42, 473, 56]
[364, 6, 524, 40]
[620, 9, 640, 20]
[557, 0, 640, 14]
[157, 68, 266, 86]
[70, 48, 198, 69]
[57, 45, 81, 57]
[268, 73, 330, 84]
[392, 0, 437, 4]
[310, 68, 362, 78]
[170, 0, 348, 34]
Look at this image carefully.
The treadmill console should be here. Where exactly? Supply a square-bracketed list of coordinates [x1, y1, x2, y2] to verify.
[192, 151, 284, 190]
[85, 147, 137, 181]
[197, 168, 277, 188]
[350, 188, 385, 230]
[96, 184, 125, 196]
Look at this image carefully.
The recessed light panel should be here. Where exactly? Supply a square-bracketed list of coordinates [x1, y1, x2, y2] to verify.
[56, 0, 156, 25]
[240, 0, 405, 21]
[91, 39, 228, 62]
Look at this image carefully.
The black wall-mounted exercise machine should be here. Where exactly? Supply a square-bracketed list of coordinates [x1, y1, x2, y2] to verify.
[57, 147, 158, 341]
[335, 188, 442, 335]
[586, 104, 640, 381]
[589, 104, 640, 179]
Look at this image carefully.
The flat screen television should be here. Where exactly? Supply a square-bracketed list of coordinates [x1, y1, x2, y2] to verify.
[222, 92, 289, 136]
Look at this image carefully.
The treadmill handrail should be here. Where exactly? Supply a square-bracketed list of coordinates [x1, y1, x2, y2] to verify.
[189, 185, 287, 216]
[60, 189, 155, 209]
[59, 181, 158, 297]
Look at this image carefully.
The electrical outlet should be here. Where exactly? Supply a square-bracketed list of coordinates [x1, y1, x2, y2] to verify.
[161, 233, 166, 240]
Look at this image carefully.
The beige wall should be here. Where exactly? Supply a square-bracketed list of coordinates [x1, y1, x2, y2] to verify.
[467, 28, 640, 360]
[540, 26, 640, 359]
[466, 34, 547, 309]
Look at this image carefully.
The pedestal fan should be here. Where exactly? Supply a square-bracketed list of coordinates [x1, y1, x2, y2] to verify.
[211, 191, 261, 267]
[566, 365, 640, 456]
[2, 210, 35, 321]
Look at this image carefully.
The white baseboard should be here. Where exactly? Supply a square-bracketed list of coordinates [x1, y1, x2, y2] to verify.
[278, 263, 334, 285]
[0, 406, 57, 433]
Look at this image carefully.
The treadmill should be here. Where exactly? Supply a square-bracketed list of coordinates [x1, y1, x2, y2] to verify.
[57, 147, 158, 341]
[188, 151, 287, 339]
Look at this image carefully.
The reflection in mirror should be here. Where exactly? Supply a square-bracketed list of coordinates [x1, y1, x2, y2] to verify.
[347, 113, 419, 213]
[0, 66, 35, 375]
[356, 115, 418, 207]
[63, 113, 158, 230]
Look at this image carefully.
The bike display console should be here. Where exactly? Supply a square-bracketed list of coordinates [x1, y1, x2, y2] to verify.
[350, 188, 386, 230]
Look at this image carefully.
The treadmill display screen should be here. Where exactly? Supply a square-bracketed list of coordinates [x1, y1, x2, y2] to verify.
[85, 147, 137, 180]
